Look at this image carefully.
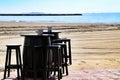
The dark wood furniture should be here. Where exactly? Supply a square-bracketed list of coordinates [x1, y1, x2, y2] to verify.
[53, 38, 72, 65]
[46, 45, 63, 80]
[21, 34, 54, 80]
[3, 45, 22, 80]
[21, 30, 71, 79]
[43, 30, 71, 75]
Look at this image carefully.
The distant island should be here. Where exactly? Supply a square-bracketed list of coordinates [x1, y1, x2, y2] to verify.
[22, 12, 45, 14]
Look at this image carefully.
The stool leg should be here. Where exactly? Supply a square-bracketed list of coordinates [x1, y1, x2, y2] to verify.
[64, 45, 68, 75]
[21, 68, 25, 80]
[61, 47, 65, 74]
[3, 48, 9, 79]
[68, 40, 72, 65]
[58, 48, 62, 79]
[18, 47, 23, 79]
[61, 45, 68, 75]
[16, 49, 20, 79]
[8, 49, 11, 77]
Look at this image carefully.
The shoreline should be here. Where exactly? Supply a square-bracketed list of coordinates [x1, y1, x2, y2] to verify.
[0, 22, 120, 36]
[0, 22, 120, 71]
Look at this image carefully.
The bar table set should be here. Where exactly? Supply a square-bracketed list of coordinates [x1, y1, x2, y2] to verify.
[3, 27, 72, 80]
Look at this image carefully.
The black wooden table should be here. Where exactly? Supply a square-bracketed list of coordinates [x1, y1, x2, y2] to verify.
[21, 34, 54, 79]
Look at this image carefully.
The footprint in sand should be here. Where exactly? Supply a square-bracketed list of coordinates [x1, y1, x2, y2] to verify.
[81, 61, 86, 63]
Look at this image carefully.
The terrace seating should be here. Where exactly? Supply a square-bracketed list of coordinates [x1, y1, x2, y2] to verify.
[53, 38, 72, 65]
[52, 38, 71, 75]
[52, 43, 68, 75]
[46, 45, 63, 80]
[3, 45, 22, 80]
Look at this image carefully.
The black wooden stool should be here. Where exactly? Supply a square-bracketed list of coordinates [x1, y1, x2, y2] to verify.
[53, 38, 72, 65]
[3, 45, 22, 80]
[46, 45, 62, 80]
[52, 43, 68, 75]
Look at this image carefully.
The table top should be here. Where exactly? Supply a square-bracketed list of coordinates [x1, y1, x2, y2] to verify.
[43, 30, 61, 33]
[21, 34, 54, 37]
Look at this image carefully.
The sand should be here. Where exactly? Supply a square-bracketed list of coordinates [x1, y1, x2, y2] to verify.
[0, 22, 120, 71]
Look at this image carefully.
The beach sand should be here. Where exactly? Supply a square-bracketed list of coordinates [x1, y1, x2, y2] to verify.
[0, 22, 120, 71]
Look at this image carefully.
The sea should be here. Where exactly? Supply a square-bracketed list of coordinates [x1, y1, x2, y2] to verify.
[0, 13, 120, 24]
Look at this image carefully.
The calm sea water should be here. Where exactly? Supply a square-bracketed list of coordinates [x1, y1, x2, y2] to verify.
[0, 13, 120, 24]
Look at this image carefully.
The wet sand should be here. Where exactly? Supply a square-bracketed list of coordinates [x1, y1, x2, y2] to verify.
[0, 22, 120, 71]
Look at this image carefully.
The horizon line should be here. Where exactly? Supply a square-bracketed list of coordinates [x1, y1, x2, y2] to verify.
[0, 13, 82, 16]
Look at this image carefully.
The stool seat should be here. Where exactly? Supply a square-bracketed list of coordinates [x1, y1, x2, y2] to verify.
[3, 44, 22, 80]
[53, 38, 70, 42]
[6, 44, 21, 48]
[6, 44, 21, 46]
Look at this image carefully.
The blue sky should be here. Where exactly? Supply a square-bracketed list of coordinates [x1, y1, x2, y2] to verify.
[0, 0, 120, 13]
